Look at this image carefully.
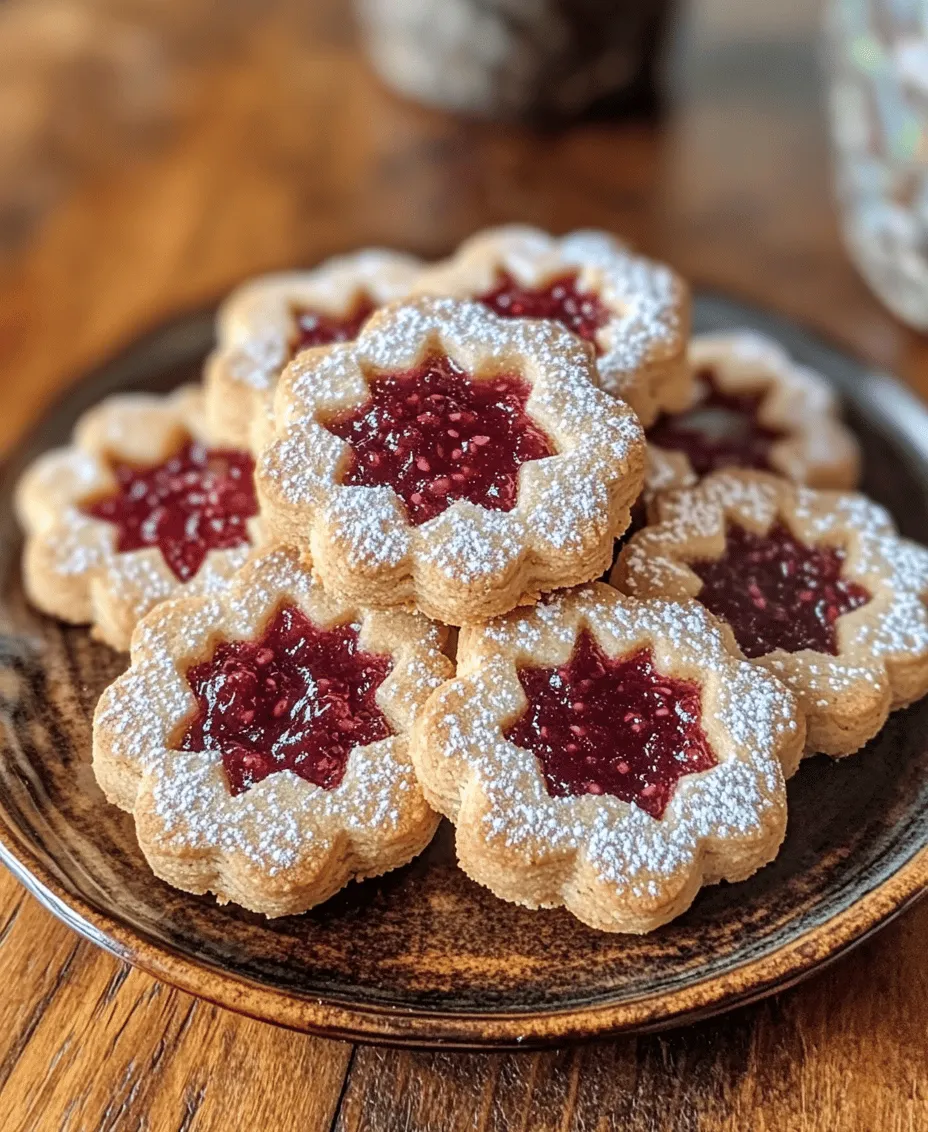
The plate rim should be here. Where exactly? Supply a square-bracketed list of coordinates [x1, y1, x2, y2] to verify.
[2, 289, 928, 1049]
[2, 821, 927, 1047]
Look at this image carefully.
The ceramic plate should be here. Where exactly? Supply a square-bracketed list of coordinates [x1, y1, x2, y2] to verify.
[2, 293, 928, 1049]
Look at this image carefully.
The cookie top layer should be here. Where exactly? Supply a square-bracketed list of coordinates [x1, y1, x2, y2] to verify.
[92, 545, 452, 915]
[257, 296, 646, 624]
[411, 582, 803, 933]
[614, 469, 928, 757]
[644, 330, 861, 502]
[15, 387, 263, 650]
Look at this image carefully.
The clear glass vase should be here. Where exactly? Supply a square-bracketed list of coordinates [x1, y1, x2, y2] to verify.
[827, 0, 928, 329]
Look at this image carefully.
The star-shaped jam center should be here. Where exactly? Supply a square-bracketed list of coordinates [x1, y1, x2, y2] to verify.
[323, 352, 555, 525]
[505, 631, 716, 819]
[177, 605, 393, 796]
[690, 521, 871, 657]
[290, 291, 376, 355]
[647, 367, 787, 476]
[82, 440, 257, 582]
[477, 271, 609, 352]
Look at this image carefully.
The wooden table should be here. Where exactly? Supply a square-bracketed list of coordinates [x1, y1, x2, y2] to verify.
[1, 2, 927, 1128]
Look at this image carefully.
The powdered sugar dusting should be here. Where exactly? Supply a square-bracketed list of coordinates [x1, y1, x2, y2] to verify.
[419, 506, 523, 582]
[323, 489, 411, 567]
[524, 467, 611, 551]
[146, 738, 419, 875]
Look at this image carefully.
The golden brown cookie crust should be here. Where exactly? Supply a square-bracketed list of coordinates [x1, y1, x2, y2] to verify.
[412, 225, 691, 426]
[257, 296, 646, 625]
[613, 470, 928, 757]
[92, 544, 452, 917]
[411, 582, 803, 934]
[15, 386, 263, 650]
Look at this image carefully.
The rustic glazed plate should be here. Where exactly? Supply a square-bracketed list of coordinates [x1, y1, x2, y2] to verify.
[1, 293, 928, 1049]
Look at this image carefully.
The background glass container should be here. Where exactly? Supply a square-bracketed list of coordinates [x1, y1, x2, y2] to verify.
[827, 0, 928, 330]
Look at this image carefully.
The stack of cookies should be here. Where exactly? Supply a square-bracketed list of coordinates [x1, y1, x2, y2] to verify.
[16, 227, 928, 932]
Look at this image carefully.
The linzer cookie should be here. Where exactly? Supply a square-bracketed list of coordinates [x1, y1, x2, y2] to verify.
[205, 250, 422, 451]
[15, 387, 262, 650]
[92, 545, 452, 917]
[412, 226, 691, 426]
[614, 470, 928, 757]
[257, 297, 646, 625]
[411, 583, 803, 933]
[644, 330, 860, 501]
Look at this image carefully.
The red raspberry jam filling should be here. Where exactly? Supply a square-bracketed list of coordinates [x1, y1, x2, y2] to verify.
[477, 271, 609, 352]
[505, 631, 716, 819]
[647, 367, 786, 476]
[323, 352, 555, 525]
[691, 522, 871, 658]
[290, 292, 376, 354]
[177, 605, 393, 796]
[82, 440, 257, 582]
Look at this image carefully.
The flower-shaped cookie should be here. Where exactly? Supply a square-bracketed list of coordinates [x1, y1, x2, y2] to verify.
[205, 250, 423, 451]
[614, 470, 928, 757]
[16, 387, 263, 650]
[645, 330, 861, 500]
[411, 583, 803, 933]
[92, 545, 452, 917]
[257, 297, 646, 625]
[412, 225, 691, 426]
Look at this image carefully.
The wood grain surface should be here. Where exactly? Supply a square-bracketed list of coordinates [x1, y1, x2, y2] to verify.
[1, 0, 927, 1128]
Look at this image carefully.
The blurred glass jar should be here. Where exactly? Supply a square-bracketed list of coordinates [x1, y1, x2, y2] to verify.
[355, 0, 673, 122]
[827, 0, 928, 330]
